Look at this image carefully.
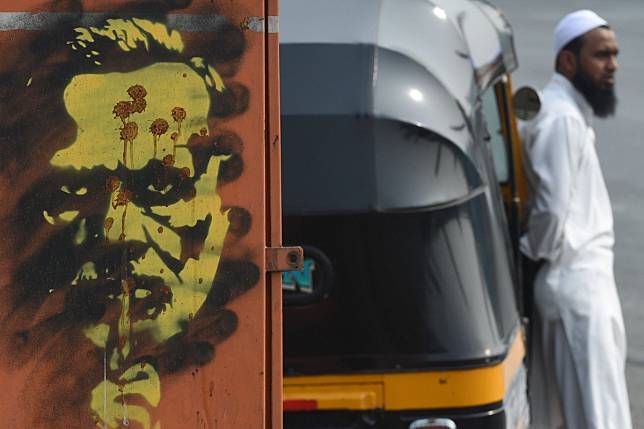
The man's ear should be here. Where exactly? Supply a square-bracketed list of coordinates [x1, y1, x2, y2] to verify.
[558, 50, 578, 78]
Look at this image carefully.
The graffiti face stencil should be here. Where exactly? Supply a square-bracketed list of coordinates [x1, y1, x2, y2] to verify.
[43, 23, 232, 429]
[0, 5, 257, 427]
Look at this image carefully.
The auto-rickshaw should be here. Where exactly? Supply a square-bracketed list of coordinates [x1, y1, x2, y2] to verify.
[279, 0, 531, 427]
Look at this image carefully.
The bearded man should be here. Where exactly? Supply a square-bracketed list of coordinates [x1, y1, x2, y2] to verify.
[520, 9, 632, 429]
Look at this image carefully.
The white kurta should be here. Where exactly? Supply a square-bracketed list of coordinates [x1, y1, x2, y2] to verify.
[520, 73, 631, 429]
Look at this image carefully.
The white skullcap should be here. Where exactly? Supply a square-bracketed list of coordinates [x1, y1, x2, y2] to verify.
[554, 10, 608, 54]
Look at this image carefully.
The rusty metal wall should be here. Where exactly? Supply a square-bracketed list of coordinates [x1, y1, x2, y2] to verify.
[265, 0, 283, 426]
[0, 0, 278, 427]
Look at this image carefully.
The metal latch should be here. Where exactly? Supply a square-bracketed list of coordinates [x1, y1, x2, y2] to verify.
[240, 16, 279, 33]
[266, 246, 303, 272]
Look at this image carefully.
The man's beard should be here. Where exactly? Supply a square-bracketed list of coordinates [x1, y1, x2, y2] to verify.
[571, 66, 617, 118]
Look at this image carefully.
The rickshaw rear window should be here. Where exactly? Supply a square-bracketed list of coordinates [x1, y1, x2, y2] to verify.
[283, 191, 518, 372]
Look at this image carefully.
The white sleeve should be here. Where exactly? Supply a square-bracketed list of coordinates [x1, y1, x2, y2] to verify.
[521, 115, 584, 262]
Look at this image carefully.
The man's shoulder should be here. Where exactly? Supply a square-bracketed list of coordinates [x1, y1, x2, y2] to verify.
[541, 90, 583, 120]
[525, 92, 586, 134]
[519, 90, 587, 149]
[537, 76, 587, 124]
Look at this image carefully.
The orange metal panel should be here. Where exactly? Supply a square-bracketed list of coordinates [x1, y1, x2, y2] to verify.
[0, 1, 278, 428]
[265, 0, 283, 427]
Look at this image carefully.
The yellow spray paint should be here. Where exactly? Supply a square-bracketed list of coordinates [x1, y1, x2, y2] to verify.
[52, 63, 211, 170]
[74, 218, 87, 245]
[118, 279, 132, 359]
[71, 19, 183, 54]
[207, 65, 226, 91]
[85, 323, 111, 349]
[59, 210, 80, 222]
[42, 211, 55, 225]
[42, 210, 81, 224]
[54, 19, 232, 427]
[51, 59, 229, 427]
[71, 262, 98, 286]
[110, 349, 120, 372]
[190, 57, 226, 92]
[91, 364, 161, 429]
[132, 18, 184, 52]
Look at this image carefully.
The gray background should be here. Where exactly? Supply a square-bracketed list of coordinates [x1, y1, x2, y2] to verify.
[490, 0, 644, 424]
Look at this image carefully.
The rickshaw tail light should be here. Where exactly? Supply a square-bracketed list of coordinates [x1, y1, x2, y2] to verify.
[409, 418, 457, 429]
[283, 399, 318, 411]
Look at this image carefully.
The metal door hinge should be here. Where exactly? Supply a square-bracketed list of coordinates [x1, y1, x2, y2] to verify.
[266, 246, 303, 272]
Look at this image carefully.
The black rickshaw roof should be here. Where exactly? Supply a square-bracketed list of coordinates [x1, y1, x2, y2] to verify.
[280, 0, 518, 139]
[280, 0, 518, 213]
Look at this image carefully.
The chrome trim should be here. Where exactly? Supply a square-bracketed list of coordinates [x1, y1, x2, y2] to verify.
[375, 185, 487, 214]
[409, 418, 457, 429]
